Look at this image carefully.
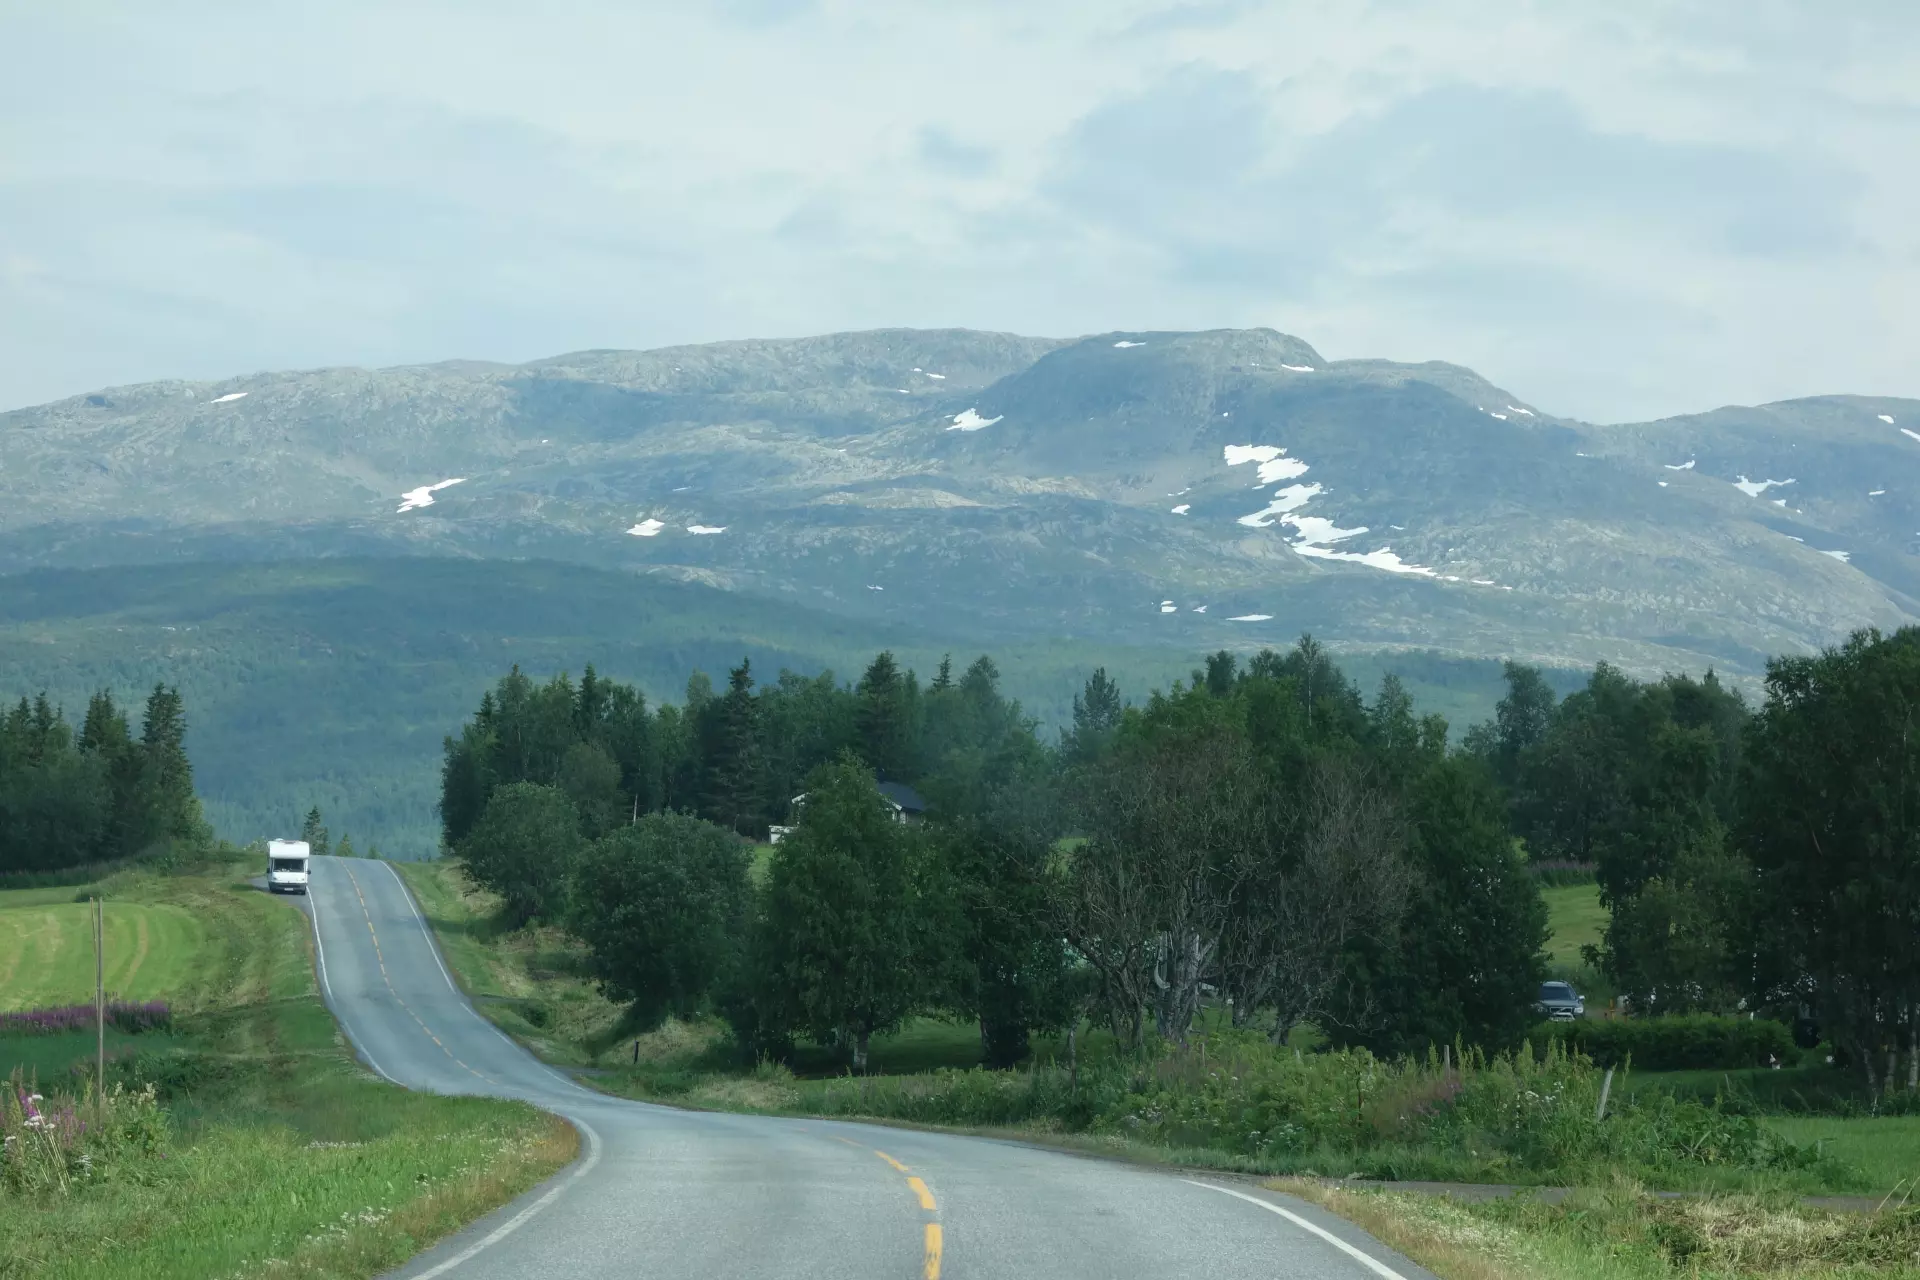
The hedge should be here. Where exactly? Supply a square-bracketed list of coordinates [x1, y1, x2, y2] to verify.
[1533, 1015, 1796, 1071]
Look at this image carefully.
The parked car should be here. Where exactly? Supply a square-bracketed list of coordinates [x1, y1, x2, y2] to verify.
[1535, 981, 1584, 1021]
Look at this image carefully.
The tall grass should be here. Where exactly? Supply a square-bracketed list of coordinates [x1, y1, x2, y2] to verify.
[785, 1030, 1854, 1189]
[1285, 1178, 1920, 1280]
[1, 1069, 167, 1196]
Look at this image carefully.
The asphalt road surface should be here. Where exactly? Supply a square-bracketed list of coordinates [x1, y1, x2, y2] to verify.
[301, 856, 1439, 1280]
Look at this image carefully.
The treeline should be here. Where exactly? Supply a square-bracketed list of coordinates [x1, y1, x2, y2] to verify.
[439, 628, 1920, 1088]
[439, 653, 1030, 849]
[1474, 633, 1920, 1093]
[0, 686, 208, 873]
[441, 640, 1547, 1064]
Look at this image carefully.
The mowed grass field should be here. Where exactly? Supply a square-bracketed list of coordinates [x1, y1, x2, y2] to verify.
[1766, 1115, 1920, 1193]
[1540, 882, 1607, 968]
[0, 895, 206, 1011]
[0, 867, 311, 1018]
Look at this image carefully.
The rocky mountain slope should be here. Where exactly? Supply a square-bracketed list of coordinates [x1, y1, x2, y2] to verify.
[6, 327, 1915, 678]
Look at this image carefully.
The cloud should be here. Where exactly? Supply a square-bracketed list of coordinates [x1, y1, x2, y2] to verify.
[916, 126, 997, 178]
[0, 2, 1914, 423]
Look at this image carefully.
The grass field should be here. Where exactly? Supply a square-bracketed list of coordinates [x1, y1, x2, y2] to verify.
[0, 855, 577, 1280]
[1541, 883, 1606, 969]
[1767, 1115, 1920, 1193]
[0, 898, 206, 1012]
[0, 864, 312, 1034]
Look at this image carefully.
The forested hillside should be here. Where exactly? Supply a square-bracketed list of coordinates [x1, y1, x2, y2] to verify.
[0, 558, 1565, 857]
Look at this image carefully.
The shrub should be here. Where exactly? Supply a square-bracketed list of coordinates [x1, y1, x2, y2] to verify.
[785, 1031, 1841, 1185]
[1534, 1015, 1796, 1070]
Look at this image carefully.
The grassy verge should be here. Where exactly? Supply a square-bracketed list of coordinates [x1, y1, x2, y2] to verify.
[1278, 1178, 1920, 1280]
[390, 858, 634, 1065]
[0, 855, 577, 1280]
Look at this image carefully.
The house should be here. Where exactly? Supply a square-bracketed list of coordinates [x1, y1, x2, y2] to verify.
[768, 779, 927, 844]
[876, 781, 928, 820]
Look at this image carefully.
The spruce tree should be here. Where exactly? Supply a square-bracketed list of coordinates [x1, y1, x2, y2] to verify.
[1064, 667, 1123, 763]
[301, 806, 332, 856]
[703, 659, 763, 835]
[136, 685, 204, 854]
[855, 652, 913, 779]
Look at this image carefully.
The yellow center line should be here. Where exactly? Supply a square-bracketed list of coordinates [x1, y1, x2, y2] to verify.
[819, 1131, 942, 1275]
[341, 864, 499, 1087]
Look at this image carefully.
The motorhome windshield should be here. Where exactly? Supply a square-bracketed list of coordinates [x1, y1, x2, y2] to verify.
[271, 858, 307, 873]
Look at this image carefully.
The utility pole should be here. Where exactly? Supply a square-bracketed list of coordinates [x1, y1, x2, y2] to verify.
[95, 895, 105, 1117]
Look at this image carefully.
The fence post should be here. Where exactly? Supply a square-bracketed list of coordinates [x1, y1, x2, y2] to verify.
[95, 895, 105, 1119]
[1596, 1066, 1615, 1122]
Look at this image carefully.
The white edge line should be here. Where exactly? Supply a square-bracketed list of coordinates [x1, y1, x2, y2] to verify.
[408, 1116, 604, 1280]
[378, 859, 602, 1101]
[1180, 1180, 1412, 1280]
[381, 858, 464, 993]
[308, 861, 397, 1084]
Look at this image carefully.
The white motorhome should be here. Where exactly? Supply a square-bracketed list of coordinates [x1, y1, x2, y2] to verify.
[267, 839, 311, 895]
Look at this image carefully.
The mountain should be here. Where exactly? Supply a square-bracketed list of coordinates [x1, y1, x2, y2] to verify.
[4, 327, 1915, 852]
[6, 326, 1913, 680]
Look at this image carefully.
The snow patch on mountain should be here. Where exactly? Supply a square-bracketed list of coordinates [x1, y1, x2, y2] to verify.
[1221, 444, 1308, 484]
[397, 478, 466, 513]
[1229, 614, 1273, 622]
[1114, 341, 1146, 348]
[687, 524, 726, 535]
[1224, 445, 1445, 579]
[209, 391, 248, 404]
[1665, 460, 1696, 471]
[948, 408, 1002, 431]
[1733, 476, 1795, 498]
[1237, 483, 1323, 528]
[627, 518, 664, 537]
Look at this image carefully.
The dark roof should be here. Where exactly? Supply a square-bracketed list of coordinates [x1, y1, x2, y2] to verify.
[877, 781, 927, 813]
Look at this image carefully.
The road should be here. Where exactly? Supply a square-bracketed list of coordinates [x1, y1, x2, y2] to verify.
[302, 856, 1438, 1280]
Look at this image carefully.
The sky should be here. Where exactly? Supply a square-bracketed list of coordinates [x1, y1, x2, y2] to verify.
[2, 1, 1916, 421]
